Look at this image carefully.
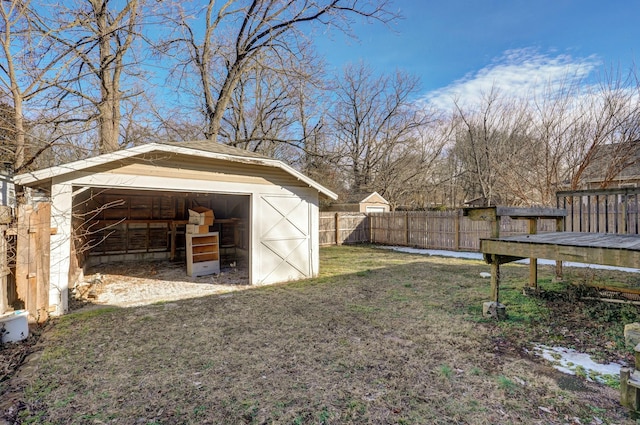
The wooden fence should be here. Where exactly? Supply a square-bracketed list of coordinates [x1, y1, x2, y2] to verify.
[557, 188, 640, 234]
[0, 223, 10, 316]
[1, 203, 51, 321]
[320, 213, 370, 246]
[320, 210, 558, 251]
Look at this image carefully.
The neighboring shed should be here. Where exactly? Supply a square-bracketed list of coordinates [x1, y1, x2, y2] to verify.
[323, 191, 390, 213]
[14, 141, 337, 315]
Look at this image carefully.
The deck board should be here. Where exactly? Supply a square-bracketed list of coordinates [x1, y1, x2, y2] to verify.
[481, 232, 640, 268]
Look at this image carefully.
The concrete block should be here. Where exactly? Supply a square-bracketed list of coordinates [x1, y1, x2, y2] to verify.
[625, 323, 640, 349]
[482, 301, 506, 320]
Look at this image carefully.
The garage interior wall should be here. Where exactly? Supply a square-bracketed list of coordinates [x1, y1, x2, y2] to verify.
[71, 187, 250, 274]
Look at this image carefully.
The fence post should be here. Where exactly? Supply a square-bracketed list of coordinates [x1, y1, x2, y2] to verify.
[528, 218, 538, 288]
[622, 197, 628, 234]
[334, 213, 340, 245]
[454, 211, 460, 251]
[405, 212, 409, 246]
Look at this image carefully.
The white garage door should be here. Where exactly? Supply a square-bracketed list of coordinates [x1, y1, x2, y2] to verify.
[258, 195, 312, 284]
[366, 206, 386, 213]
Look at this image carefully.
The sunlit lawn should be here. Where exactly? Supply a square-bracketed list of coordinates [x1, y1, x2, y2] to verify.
[6, 245, 636, 424]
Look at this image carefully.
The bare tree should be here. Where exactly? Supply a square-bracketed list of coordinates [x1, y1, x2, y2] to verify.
[565, 68, 640, 189]
[222, 52, 301, 155]
[161, 0, 395, 143]
[329, 63, 430, 197]
[451, 88, 533, 206]
[48, 0, 148, 154]
[0, 0, 78, 171]
[523, 77, 582, 204]
[378, 115, 452, 209]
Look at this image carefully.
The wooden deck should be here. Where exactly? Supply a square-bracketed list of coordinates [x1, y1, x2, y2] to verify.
[465, 206, 640, 307]
[481, 232, 640, 268]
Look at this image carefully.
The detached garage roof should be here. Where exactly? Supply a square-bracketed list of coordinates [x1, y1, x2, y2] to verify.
[14, 141, 338, 200]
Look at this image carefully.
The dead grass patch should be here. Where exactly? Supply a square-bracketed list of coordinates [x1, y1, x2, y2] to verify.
[1, 245, 637, 424]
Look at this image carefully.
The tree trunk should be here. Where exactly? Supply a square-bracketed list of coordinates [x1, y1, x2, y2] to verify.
[13, 94, 25, 170]
[206, 63, 241, 141]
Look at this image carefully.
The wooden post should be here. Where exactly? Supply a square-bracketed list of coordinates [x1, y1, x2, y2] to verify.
[334, 213, 340, 245]
[170, 222, 177, 260]
[622, 197, 627, 234]
[405, 212, 409, 246]
[454, 211, 460, 251]
[34, 203, 51, 322]
[490, 217, 500, 239]
[27, 206, 38, 318]
[621, 367, 633, 408]
[491, 255, 500, 303]
[528, 218, 538, 289]
[555, 217, 563, 281]
[489, 215, 501, 303]
[15, 204, 32, 312]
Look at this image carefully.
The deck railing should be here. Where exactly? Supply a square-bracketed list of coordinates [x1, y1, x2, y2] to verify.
[556, 188, 640, 234]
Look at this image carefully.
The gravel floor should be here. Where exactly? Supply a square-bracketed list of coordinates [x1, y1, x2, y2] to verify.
[73, 260, 251, 308]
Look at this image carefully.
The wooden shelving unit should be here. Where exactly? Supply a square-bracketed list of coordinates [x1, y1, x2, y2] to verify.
[186, 232, 220, 277]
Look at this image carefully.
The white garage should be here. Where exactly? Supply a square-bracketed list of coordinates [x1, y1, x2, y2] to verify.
[14, 141, 337, 315]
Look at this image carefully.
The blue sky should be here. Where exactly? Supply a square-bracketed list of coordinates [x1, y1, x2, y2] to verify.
[315, 0, 640, 105]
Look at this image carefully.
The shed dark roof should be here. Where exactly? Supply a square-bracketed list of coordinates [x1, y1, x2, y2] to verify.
[160, 140, 270, 160]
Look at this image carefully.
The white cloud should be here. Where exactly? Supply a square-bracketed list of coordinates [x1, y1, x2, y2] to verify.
[423, 48, 601, 111]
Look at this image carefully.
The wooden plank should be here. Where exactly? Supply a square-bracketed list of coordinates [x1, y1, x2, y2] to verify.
[481, 235, 640, 269]
[449, 212, 457, 249]
[464, 206, 567, 220]
[555, 217, 564, 280]
[404, 212, 409, 246]
[492, 232, 640, 249]
[170, 222, 177, 260]
[463, 207, 497, 222]
[558, 187, 640, 198]
[27, 209, 37, 316]
[15, 204, 32, 312]
[495, 206, 567, 218]
[35, 203, 51, 322]
[490, 258, 500, 302]
[528, 218, 537, 289]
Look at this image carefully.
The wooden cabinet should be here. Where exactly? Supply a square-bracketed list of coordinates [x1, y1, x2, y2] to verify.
[186, 232, 220, 277]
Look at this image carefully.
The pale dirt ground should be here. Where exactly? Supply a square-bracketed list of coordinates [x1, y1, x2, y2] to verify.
[73, 260, 251, 309]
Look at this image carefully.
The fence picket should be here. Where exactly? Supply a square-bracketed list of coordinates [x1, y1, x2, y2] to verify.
[557, 188, 640, 235]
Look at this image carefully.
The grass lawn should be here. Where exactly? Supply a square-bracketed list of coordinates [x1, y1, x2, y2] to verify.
[3, 245, 640, 424]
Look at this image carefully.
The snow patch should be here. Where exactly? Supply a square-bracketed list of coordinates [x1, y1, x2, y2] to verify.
[531, 344, 624, 384]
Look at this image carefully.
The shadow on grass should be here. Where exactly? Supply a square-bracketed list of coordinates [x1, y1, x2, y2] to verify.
[4, 244, 637, 425]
